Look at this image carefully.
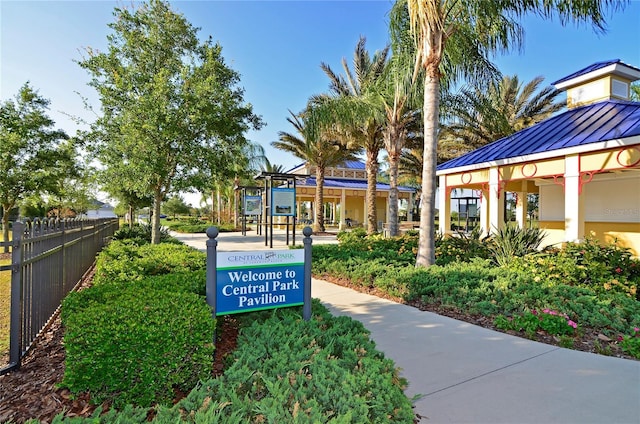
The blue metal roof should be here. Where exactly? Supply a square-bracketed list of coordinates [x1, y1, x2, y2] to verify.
[341, 160, 366, 169]
[551, 59, 621, 85]
[437, 99, 640, 171]
[297, 177, 415, 192]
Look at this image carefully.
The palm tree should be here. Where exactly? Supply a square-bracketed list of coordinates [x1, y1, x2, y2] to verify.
[272, 110, 360, 233]
[316, 36, 389, 233]
[378, 19, 423, 237]
[445, 75, 564, 152]
[262, 158, 287, 174]
[393, 0, 625, 267]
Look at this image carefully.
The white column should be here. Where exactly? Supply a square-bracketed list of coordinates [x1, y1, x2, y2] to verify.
[480, 189, 490, 237]
[363, 195, 367, 228]
[438, 175, 450, 234]
[385, 194, 390, 229]
[515, 180, 528, 228]
[339, 189, 346, 230]
[564, 155, 585, 242]
[489, 167, 504, 234]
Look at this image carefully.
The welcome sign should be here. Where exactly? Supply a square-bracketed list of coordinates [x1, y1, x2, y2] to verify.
[216, 250, 304, 315]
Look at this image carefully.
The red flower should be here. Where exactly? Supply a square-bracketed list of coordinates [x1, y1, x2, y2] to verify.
[615, 267, 622, 274]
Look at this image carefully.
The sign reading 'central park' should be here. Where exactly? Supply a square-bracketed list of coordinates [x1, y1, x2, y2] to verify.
[216, 250, 304, 315]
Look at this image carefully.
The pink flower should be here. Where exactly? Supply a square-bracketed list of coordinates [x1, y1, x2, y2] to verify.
[634, 327, 640, 333]
[567, 320, 577, 329]
[615, 267, 622, 274]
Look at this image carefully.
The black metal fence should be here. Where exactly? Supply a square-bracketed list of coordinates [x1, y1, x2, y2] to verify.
[0, 217, 119, 374]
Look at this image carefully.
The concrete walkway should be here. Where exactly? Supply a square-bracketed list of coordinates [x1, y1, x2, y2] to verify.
[172, 229, 640, 424]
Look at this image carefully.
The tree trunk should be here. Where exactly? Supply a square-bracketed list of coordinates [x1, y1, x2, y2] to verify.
[386, 130, 401, 237]
[217, 189, 222, 225]
[314, 166, 325, 233]
[2, 204, 11, 253]
[365, 148, 379, 234]
[211, 190, 216, 224]
[416, 72, 440, 267]
[151, 190, 163, 244]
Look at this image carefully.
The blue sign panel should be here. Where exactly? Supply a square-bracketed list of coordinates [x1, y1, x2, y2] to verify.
[216, 250, 304, 315]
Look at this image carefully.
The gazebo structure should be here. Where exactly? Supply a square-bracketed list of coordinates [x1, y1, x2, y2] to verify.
[436, 59, 640, 256]
[287, 160, 417, 230]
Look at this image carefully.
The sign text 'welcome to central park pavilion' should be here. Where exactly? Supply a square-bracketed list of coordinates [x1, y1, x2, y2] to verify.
[216, 249, 304, 315]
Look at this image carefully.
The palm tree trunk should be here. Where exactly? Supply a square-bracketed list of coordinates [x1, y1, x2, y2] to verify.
[387, 130, 401, 237]
[365, 149, 379, 234]
[416, 72, 440, 267]
[314, 166, 325, 233]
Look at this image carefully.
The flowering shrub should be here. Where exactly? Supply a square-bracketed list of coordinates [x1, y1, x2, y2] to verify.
[495, 309, 577, 337]
[619, 328, 640, 359]
[561, 236, 640, 299]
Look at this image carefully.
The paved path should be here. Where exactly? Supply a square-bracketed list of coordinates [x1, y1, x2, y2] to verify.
[173, 230, 640, 424]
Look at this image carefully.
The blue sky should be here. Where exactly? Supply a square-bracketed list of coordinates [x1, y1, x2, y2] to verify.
[2, 0, 639, 203]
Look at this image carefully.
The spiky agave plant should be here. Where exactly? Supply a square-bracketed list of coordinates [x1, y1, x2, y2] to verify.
[488, 225, 546, 266]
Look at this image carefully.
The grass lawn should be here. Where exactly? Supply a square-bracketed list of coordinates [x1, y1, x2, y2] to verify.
[0, 261, 10, 361]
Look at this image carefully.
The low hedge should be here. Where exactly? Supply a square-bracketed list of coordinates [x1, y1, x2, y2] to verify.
[153, 302, 415, 423]
[93, 240, 206, 285]
[61, 240, 213, 409]
[61, 281, 215, 408]
[54, 302, 414, 422]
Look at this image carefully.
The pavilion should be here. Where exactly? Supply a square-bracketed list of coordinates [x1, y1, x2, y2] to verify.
[436, 59, 640, 256]
[287, 160, 417, 230]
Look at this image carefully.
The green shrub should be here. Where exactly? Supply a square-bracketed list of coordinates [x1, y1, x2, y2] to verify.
[487, 225, 546, 266]
[112, 223, 175, 245]
[619, 327, 640, 359]
[93, 241, 205, 285]
[559, 236, 640, 299]
[495, 309, 577, 338]
[164, 220, 237, 233]
[155, 304, 414, 423]
[61, 283, 215, 408]
[435, 228, 492, 265]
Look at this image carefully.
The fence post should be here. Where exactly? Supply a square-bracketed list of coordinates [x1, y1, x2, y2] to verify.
[206, 226, 219, 320]
[302, 226, 313, 321]
[9, 221, 23, 369]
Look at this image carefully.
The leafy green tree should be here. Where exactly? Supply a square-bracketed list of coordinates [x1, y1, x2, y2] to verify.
[445, 75, 564, 152]
[163, 195, 191, 218]
[80, 0, 262, 244]
[272, 110, 360, 233]
[0, 83, 70, 251]
[392, 0, 626, 267]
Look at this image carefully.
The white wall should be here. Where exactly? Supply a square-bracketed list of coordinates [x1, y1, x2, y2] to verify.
[538, 184, 564, 221]
[582, 175, 640, 223]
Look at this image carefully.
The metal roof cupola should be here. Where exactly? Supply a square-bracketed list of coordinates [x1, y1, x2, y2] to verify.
[552, 59, 640, 109]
